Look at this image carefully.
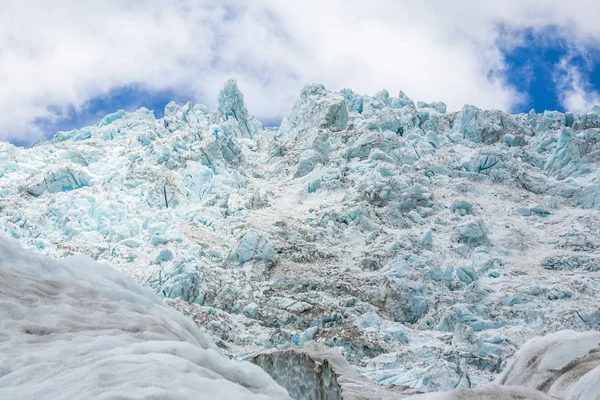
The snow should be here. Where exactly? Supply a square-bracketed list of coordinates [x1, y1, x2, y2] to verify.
[1, 78, 600, 395]
[0, 236, 290, 400]
[404, 385, 554, 399]
[496, 330, 600, 399]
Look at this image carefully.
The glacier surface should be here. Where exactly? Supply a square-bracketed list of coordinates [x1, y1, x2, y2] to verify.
[0, 236, 290, 400]
[1, 77, 600, 395]
[3, 234, 599, 399]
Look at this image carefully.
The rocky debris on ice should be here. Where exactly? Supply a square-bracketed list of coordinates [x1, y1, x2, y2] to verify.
[405, 385, 553, 399]
[1, 77, 600, 394]
[0, 237, 290, 400]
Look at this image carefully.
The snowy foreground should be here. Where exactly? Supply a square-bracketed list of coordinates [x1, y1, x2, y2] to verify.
[0, 237, 290, 400]
[1, 79, 600, 396]
[2, 236, 599, 399]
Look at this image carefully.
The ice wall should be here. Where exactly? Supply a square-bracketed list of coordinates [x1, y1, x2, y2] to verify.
[252, 343, 410, 400]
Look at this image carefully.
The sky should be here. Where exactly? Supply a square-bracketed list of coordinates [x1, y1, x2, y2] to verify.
[1, 0, 600, 144]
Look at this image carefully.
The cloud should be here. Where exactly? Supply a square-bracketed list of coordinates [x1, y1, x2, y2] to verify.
[554, 57, 600, 112]
[0, 0, 223, 141]
[1, 0, 600, 142]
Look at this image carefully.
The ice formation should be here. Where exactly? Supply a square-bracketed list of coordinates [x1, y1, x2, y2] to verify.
[1, 77, 600, 396]
[0, 236, 290, 399]
[252, 343, 410, 399]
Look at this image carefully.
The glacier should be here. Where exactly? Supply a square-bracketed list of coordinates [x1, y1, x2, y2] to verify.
[1, 77, 600, 396]
[0, 236, 290, 400]
[2, 234, 599, 399]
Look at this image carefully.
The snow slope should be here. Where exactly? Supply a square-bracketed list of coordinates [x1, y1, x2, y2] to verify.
[0, 236, 290, 400]
[496, 330, 600, 399]
[1, 79, 600, 393]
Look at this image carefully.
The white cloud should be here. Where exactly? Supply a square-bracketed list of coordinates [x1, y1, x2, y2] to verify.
[1, 0, 600, 142]
[554, 57, 600, 112]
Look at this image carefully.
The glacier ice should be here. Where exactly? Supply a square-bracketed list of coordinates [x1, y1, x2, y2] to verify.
[25, 165, 91, 195]
[218, 78, 262, 140]
[227, 229, 277, 271]
[252, 343, 412, 399]
[1, 77, 600, 396]
[0, 236, 289, 399]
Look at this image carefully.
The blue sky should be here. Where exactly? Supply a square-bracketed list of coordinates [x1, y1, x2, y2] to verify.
[500, 26, 600, 113]
[32, 87, 194, 140]
[2, 1, 600, 145]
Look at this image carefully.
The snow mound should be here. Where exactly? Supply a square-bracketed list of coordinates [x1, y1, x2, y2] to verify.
[496, 330, 600, 399]
[0, 236, 289, 400]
